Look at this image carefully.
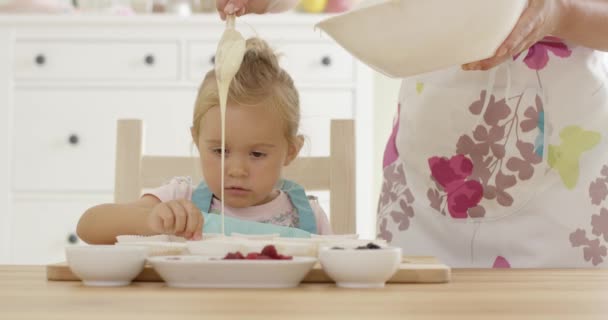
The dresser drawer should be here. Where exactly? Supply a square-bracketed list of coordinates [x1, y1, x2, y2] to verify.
[187, 42, 217, 82]
[10, 195, 111, 264]
[14, 40, 179, 81]
[187, 41, 355, 84]
[12, 89, 195, 192]
[277, 43, 354, 83]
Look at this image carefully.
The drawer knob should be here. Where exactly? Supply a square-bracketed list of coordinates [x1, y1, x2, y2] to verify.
[35, 54, 46, 66]
[210, 55, 215, 65]
[321, 56, 332, 66]
[67, 233, 79, 244]
[145, 55, 155, 65]
[68, 134, 79, 145]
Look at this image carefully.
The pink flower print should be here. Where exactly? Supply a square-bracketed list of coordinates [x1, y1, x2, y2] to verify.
[589, 179, 608, 206]
[514, 37, 572, 70]
[506, 141, 542, 180]
[427, 189, 442, 212]
[483, 171, 516, 207]
[379, 180, 397, 208]
[570, 229, 589, 247]
[469, 91, 510, 127]
[492, 256, 511, 268]
[378, 218, 393, 242]
[591, 208, 608, 242]
[428, 155, 483, 219]
[473, 125, 506, 159]
[584, 239, 607, 266]
[570, 228, 607, 266]
[520, 96, 544, 133]
[390, 199, 414, 231]
[468, 205, 486, 218]
[383, 104, 401, 168]
[456, 136, 494, 185]
[519, 96, 545, 158]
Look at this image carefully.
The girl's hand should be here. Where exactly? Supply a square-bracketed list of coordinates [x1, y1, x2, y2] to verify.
[147, 200, 204, 240]
[462, 0, 566, 71]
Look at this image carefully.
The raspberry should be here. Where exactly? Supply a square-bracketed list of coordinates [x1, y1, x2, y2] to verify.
[223, 252, 245, 260]
[277, 254, 293, 260]
[261, 245, 279, 259]
[246, 252, 260, 260]
[255, 255, 272, 260]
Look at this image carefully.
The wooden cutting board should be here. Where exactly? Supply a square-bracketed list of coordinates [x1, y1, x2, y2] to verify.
[47, 256, 451, 284]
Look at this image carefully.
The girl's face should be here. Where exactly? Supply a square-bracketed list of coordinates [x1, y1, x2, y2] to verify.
[194, 102, 300, 208]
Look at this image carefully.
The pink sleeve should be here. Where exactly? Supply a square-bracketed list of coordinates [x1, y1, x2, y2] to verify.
[143, 176, 194, 202]
[309, 199, 333, 235]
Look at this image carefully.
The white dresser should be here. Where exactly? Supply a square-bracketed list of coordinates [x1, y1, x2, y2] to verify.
[0, 14, 374, 264]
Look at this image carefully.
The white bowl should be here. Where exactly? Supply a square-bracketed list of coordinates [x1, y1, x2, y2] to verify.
[186, 238, 243, 256]
[65, 245, 147, 287]
[317, 239, 388, 251]
[231, 233, 279, 240]
[319, 246, 402, 288]
[273, 240, 317, 257]
[148, 255, 317, 288]
[316, 0, 527, 77]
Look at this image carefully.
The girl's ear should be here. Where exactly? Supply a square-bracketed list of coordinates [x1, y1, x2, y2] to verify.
[284, 135, 304, 166]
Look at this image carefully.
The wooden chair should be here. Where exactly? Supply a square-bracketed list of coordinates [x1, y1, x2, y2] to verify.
[114, 119, 356, 234]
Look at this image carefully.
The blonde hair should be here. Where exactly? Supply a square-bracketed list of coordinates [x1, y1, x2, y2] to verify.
[192, 37, 301, 146]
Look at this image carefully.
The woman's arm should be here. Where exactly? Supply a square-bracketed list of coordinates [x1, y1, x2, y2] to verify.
[216, 0, 299, 19]
[555, 0, 608, 51]
[464, 0, 608, 70]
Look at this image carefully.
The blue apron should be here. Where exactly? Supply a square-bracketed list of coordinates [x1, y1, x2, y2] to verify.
[192, 179, 318, 237]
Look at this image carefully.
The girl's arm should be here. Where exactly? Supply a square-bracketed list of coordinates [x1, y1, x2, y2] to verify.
[76, 195, 204, 245]
[76, 196, 160, 245]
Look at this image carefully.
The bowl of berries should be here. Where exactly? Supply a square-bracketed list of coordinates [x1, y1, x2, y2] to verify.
[147, 245, 317, 288]
[319, 242, 402, 288]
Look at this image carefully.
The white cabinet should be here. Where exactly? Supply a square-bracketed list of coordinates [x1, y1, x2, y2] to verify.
[15, 40, 180, 81]
[13, 88, 194, 192]
[11, 194, 112, 265]
[0, 14, 374, 264]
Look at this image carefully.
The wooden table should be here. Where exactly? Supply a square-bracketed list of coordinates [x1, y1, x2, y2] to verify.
[0, 266, 607, 320]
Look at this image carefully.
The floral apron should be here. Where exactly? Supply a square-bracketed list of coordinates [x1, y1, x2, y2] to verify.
[378, 38, 608, 268]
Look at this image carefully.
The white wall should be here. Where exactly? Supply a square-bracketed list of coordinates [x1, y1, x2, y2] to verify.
[371, 72, 400, 235]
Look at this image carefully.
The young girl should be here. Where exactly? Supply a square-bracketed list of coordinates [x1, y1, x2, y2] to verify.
[77, 37, 332, 244]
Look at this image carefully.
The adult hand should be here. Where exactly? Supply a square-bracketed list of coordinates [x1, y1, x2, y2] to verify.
[216, 0, 299, 20]
[462, 0, 566, 71]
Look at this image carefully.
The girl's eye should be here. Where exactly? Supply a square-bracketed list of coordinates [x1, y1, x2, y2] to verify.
[212, 148, 228, 156]
[251, 151, 266, 158]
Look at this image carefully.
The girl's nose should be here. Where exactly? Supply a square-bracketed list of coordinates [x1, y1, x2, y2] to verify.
[226, 157, 248, 178]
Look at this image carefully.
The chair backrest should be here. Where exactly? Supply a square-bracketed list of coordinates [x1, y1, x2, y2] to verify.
[114, 119, 356, 234]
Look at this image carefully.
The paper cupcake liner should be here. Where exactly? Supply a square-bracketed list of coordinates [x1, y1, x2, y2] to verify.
[116, 241, 188, 257]
[116, 234, 187, 244]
